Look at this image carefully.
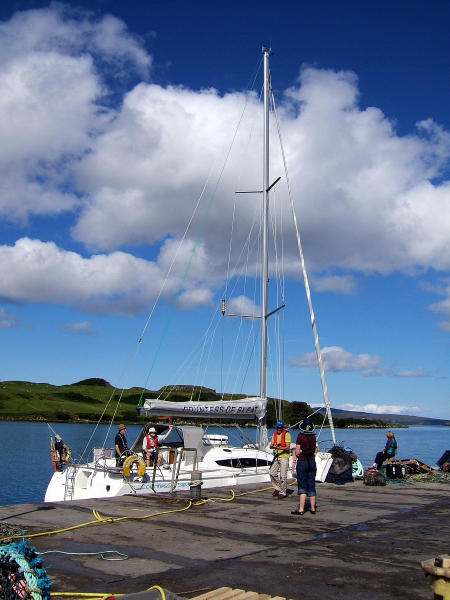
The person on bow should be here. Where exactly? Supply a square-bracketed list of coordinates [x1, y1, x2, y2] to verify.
[54, 434, 67, 471]
[143, 424, 174, 467]
[269, 420, 292, 499]
[115, 424, 129, 466]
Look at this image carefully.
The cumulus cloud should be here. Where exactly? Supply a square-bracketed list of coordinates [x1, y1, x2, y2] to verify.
[0, 4, 450, 325]
[0, 4, 150, 223]
[226, 295, 260, 318]
[289, 346, 382, 372]
[72, 83, 252, 251]
[288, 346, 432, 378]
[60, 321, 99, 336]
[70, 63, 450, 281]
[311, 275, 358, 294]
[338, 403, 420, 415]
[0, 307, 28, 329]
[427, 282, 450, 332]
[0, 237, 218, 316]
[177, 288, 213, 310]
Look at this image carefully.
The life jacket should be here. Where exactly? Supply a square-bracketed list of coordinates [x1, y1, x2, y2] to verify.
[273, 430, 287, 447]
[145, 434, 159, 451]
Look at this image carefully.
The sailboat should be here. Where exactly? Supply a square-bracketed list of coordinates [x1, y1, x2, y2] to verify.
[44, 48, 336, 503]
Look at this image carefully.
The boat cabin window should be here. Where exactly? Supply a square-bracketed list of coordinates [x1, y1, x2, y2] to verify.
[215, 457, 271, 468]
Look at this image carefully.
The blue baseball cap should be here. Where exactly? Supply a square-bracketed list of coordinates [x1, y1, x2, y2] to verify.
[276, 421, 284, 428]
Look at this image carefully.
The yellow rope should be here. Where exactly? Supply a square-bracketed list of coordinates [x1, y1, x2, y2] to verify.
[234, 478, 296, 497]
[51, 584, 167, 600]
[0, 477, 299, 546]
[3, 483, 292, 598]
[191, 489, 236, 505]
[0, 502, 193, 544]
[51, 594, 119, 599]
[0, 480, 296, 545]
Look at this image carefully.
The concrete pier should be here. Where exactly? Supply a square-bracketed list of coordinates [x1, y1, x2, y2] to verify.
[0, 480, 448, 599]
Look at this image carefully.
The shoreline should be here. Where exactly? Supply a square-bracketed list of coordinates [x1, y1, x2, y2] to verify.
[2, 416, 450, 428]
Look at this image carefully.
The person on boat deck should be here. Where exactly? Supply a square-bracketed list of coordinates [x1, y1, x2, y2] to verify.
[115, 424, 129, 466]
[143, 424, 174, 467]
[372, 431, 397, 470]
[269, 421, 292, 500]
[54, 434, 65, 470]
[292, 417, 319, 516]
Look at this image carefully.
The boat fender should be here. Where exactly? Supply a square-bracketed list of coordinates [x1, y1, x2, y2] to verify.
[50, 438, 58, 472]
[122, 454, 146, 478]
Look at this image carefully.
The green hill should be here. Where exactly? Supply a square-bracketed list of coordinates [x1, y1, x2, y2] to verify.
[0, 379, 308, 426]
[0, 379, 389, 428]
[0, 378, 149, 424]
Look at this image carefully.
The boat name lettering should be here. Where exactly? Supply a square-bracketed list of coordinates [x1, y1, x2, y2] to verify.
[139, 482, 190, 490]
[182, 404, 259, 414]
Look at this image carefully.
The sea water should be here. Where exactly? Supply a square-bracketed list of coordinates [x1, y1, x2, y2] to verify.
[0, 421, 448, 506]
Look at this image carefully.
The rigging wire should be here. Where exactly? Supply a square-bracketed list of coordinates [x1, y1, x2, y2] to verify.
[221, 205, 260, 397]
[270, 83, 337, 445]
[138, 57, 264, 399]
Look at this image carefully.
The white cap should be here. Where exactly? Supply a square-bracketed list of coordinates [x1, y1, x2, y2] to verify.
[148, 427, 156, 433]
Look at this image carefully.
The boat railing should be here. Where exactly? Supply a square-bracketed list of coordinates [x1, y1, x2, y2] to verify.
[88, 447, 123, 474]
[92, 447, 115, 461]
[144, 446, 198, 492]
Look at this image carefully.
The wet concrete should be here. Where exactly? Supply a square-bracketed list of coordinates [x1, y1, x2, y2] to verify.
[0, 480, 448, 599]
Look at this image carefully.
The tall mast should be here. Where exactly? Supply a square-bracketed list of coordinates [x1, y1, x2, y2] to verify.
[260, 48, 270, 403]
[257, 47, 270, 449]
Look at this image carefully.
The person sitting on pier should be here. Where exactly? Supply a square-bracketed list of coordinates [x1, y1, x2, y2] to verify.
[143, 424, 174, 467]
[115, 424, 129, 466]
[372, 431, 397, 470]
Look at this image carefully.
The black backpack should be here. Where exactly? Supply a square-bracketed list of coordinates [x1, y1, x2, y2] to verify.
[300, 435, 316, 458]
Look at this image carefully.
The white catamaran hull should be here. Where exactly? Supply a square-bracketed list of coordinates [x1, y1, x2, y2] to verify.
[44, 445, 273, 502]
[45, 445, 334, 502]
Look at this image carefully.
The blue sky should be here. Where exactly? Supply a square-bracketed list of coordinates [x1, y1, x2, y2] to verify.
[0, 1, 449, 420]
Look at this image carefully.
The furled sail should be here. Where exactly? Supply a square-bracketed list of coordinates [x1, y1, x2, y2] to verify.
[139, 397, 267, 420]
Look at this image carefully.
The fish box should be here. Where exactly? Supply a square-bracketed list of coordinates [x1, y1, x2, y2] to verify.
[385, 462, 407, 479]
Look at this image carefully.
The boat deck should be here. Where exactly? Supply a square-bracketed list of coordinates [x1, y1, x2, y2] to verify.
[0, 479, 448, 599]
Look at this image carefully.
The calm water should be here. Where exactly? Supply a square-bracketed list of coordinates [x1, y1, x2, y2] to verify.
[0, 421, 448, 506]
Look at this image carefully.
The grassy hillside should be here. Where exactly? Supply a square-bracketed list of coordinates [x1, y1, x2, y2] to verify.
[0, 378, 393, 428]
[0, 379, 315, 427]
[0, 378, 147, 423]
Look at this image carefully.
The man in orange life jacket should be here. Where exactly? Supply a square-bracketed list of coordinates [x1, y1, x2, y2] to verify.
[142, 424, 173, 467]
[269, 420, 292, 499]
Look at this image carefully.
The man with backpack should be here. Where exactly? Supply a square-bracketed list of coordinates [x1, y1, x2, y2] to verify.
[269, 420, 292, 499]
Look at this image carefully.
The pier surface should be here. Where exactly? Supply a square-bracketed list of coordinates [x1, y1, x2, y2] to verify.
[0, 480, 448, 599]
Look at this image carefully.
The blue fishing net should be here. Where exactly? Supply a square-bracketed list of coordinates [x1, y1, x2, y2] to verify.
[0, 540, 51, 600]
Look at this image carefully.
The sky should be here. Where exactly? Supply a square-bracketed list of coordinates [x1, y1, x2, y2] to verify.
[0, 0, 449, 420]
